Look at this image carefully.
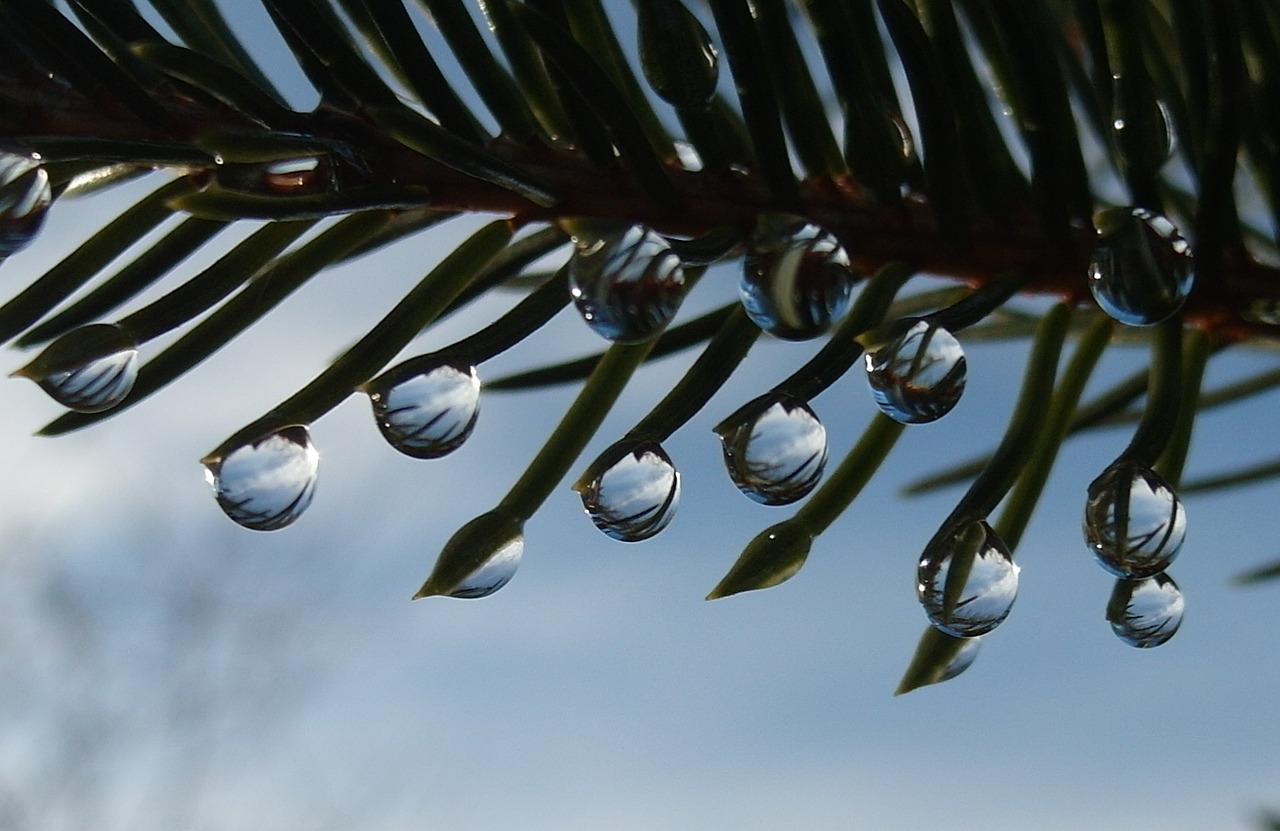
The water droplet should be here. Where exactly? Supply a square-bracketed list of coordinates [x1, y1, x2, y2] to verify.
[366, 361, 481, 459]
[707, 519, 813, 599]
[216, 155, 335, 197]
[568, 226, 686, 343]
[1088, 207, 1194, 326]
[13, 323, 138, 413]
[0, 150, 52, 258]
[937, 636, 982, 682]
[1111, 76, 1175, 170]
[739, 216, 855, 340]
[203, 425, 319, 531]
[1107, 573, 1184, 648]
[415, 508, 525, 599]
[714, 393, 826, 505]
[865, 319, 966, 424]
[637, 0, 719, 108]
[918, 520, 1019, 638]
[1084, 461, 1186, 579]
[574, 440, 680, 541]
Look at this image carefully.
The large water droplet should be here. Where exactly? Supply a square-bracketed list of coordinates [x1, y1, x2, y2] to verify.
[865, 319, 966, 424]
[14, 323, 138, 413]
[575, 440, 680, 541]
[416, 508, 525, 599]
[918, 520, 1019, 638]
[366, 361, 481, 459]
[1084, 461, 1186, 579]
[714, 394, 827, 505]
[1088, 207, 1194, 326]
[0, 150, 52, 258]
[739, 216, 855, 340]
[937, 636, 982, 682]
[203, 425, 319, 531]
[568, 226, 686, 343]
[1107, 573, 1184, 648]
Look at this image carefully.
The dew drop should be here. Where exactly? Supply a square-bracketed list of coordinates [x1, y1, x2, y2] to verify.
[416, 508, 525, 599]
[1088, 207, 1194, 326]
[14, 323, 138, 413]
[366, 361, 481, 459]
[203, 425, 319, 531]
[574, 440, 680, 542]
[568, 226, 686, 343]
[937, 636, 982, 683]
[918, 520, 1019, 638]
[714, 393, 827, 505]
[1084, 460, 1186, 579]
[865, 319, 966, 424]
[0, 150, 52, 258]
[1107, 573, 1184, 648]
[216, 155, 335, 197]
[739, 216, 855, 340]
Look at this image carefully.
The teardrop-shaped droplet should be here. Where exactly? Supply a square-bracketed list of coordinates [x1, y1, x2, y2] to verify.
[637, 0, 719, 108]
[739, 216, 856, 340]
[568, 226, 686, 344]
[1088, 207, 1194, 326]
[1106, 573, 1184, 648]
[203, 425, 319, 531]
[714, 393, 826, 505]
[937, 636, 982, 683]
[574, 440, 680, 542]
[1111, 76, 1175, 172]
[865, 319, 967, 424]
[415, 507, 525, 599]
[1084, 460, 1186, 579]
[13, 323, 138, 413]
[367, 361, 480, 459]
[918, 519, 1019, 638]
[0, 151, 52, 258]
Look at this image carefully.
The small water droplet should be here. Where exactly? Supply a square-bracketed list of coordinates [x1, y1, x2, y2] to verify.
[937, 636, 982, 682]
[216, 155, 335, 197]
[865, 319, 966, 424]
[0, 150, 52, 258]
[1084, 461, 1186, 579]
[14, 323, 138, 413]
[416, 508, 524, 599]
[568, 226, 686, 343]
[1088, 207, 1194, 326]
[739, 216, 856, 340]
[575, 440, 680, 541]
[918, 520, 1019, 638]
[366, 361, 481, 459]
[203, 425, 319, 531]
[715, 394, 827, 505]
[1107, 573, 1184, 648]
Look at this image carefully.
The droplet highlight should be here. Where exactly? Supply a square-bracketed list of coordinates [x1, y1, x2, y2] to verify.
[865, 319, 967, 424]
[575, 440, 680, 542]
[1084, 461, 1187, 579]
[715, 394, 827, 505]
[1088, 207, 1194, 326]
[203, 425, 319, 531]
[367, 362, 481, 459]
[739, 216, 855, 340]
[14, 323, 138, 413]
[0, 150, 52, 258]
[568, 226, 686, 343]
[1106, 573, 1184, 648]
[918, 520, 1019, 638]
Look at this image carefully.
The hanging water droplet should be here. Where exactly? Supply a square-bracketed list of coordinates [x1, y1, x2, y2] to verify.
[739, 216, 856, 340]
[865, 319, 967, 424]
[574, 440, 680, 541]
[13, 323, 138, 413]
[0, 150, 52, 258]
[568, 225, 686, 343]
[415, 508, 525, 599]
[714, 393, 827, 505]
[1088, 207, 1194, 326]
[937, 636, 982, 683]
[918, 519, 1019, 638]
[1111, 75, 1175, 171]
[366, 361, 481, 459]
[1084, 460, 1187, 579]
[203, 425, 319, 531]
[1107, 573, 1184, 648]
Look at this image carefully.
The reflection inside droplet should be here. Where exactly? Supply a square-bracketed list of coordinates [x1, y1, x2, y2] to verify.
[1084, 460, 1186, 579]
[568, 225, 686, 343]
[575, 440, 680, 541]
[204, 425, 319, 531]
[367, 362, 481, 459]
[739, 216, 855, 340]
[865, 319, 966, 424]
[918, 520, 1019, 638]
[938, 636, 982, 683]
[0, 150, 52, 258]
[1107, 573, 1184, 648]
[449, 533, 523, 598]
[417, 508, 525, 599]
[715, 394, 827, 505]
[1088, 207, 1193, 326]
[17, 323, 138, 413]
